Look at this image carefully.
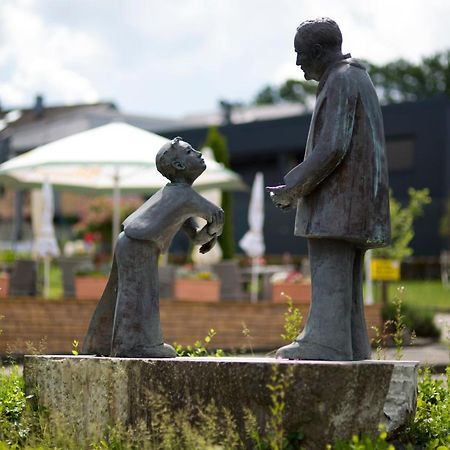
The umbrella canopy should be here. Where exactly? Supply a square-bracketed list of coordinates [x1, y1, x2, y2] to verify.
[0, 122, 245, 245]
[0, 122, 245, 193]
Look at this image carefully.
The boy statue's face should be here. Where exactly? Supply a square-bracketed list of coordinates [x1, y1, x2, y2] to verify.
[171, 141, 206, 182]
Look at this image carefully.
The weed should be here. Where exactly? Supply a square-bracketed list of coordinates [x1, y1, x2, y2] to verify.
[71, 339, 79, 356]
[281, 295, 303, 343]
[173, 328, 224, 357]
[241, 322, 254, 355]
[328, 426, 395, 449]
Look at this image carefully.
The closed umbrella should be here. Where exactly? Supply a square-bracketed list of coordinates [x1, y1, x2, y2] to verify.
[32, 180, 60, 298]
[239, 172, 265, 302]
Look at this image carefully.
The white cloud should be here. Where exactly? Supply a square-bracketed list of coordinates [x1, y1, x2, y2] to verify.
[1, 0, 450, 116]
[0, 0, 106, 107]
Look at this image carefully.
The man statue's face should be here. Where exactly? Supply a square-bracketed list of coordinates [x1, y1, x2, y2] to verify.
[294, 32, 322, 82]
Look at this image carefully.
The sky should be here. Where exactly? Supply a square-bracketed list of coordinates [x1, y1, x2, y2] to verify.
[1, 0, 450, 118]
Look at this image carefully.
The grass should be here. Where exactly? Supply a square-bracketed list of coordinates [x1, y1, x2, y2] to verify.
[373, 280, 450, 311]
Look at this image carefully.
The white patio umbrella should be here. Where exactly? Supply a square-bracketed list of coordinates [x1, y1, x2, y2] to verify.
[0, 123, 245, 248]
[239, 172, 265, 303]
[32, 180, 60, 298]
[191, 148, 223, 267]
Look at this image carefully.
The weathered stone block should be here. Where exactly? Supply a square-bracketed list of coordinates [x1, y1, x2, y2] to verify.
[24, 356, 418, 449]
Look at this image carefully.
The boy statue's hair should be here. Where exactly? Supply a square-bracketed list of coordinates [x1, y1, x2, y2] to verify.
[156, 136, 183, 180]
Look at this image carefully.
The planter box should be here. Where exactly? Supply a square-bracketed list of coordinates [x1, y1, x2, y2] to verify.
[271, 283, 311, 303]
[174, 278, 220, 302]
[0, 274, 9, 298]
[75, 276, 108, 300]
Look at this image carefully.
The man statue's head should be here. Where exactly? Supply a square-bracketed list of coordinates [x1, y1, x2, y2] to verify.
[295, 18, 343, 81]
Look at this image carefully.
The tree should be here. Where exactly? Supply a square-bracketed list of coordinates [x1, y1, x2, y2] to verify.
[253, 79, 316, 110]
[367, 50, 450, 104]
[252, 50, 450, 108]
[373, 188, 432, 261]
[202, 127, 235, 259]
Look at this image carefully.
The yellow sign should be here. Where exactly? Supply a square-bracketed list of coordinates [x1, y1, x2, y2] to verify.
[371, 259, 400, 281]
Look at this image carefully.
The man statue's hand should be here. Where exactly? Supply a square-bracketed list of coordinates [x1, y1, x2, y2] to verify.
[266, 185, 293, 211]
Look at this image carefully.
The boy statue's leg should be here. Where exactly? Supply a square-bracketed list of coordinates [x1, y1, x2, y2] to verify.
[82, 252, 119, 356]
[110, 233, 176, 358]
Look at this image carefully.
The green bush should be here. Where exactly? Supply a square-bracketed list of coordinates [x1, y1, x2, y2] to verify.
[0, 365, 32, 446]
[400, 367, 450, 448]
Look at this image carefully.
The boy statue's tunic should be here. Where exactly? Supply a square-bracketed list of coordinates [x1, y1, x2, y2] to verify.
[82, 184, 218, 357]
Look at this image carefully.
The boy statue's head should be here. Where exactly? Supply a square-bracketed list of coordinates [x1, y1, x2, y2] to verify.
[156, 137, 206, 184]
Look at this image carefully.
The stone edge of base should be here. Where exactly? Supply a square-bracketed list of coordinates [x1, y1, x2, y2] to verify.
[24, 354, 420, 366]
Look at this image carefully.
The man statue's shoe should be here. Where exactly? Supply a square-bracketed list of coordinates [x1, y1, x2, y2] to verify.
[275, 340, 353, 361]
[275, 341, 304, 360]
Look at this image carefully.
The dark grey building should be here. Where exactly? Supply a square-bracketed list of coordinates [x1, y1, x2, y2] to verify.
[154, 96, 450, 258]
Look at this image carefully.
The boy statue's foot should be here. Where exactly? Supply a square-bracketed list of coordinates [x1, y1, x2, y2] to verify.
[114, 343, 177, 358]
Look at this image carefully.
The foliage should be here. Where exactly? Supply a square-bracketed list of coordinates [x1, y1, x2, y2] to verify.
[71, 340, 79, 356]
[253, 50, 450, 108]
[173, 328, 224, 357]
[0, 365, 32, 446]
[281, 296, 303, 342]
[373, 188, 431, 261]
[202, 126, 235, 259]
[400, 367, 450, 448]
[254, 79, 317, 110]
[366, 50, 450, 104]
[328, 428, 394, 450]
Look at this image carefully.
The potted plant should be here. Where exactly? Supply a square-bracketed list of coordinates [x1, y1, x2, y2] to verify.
[270, 270, 311, 303]
[174, 266, 221, 302]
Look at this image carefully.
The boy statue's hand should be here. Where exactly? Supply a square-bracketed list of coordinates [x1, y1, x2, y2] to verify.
[199, 236, 217, 254]
[207, 208, 224, 236]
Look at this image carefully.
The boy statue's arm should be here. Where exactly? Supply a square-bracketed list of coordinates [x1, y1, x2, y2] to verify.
[182, 208, 224, 254]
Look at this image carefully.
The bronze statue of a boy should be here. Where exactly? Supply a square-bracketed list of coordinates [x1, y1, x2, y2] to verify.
[267, 18, 390, 361]
[83, 137, 224, 358]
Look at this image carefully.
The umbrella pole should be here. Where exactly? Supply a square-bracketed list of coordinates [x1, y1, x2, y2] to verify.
[112, 169, 120, 253]
[250, 257, 259, 303]
[43, 255, 50, 299]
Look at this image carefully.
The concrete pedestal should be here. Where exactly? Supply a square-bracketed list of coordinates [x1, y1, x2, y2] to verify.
[24, 356, 418, 449]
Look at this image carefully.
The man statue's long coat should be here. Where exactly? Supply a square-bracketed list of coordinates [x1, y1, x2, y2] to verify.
[284, 57, 390, 248]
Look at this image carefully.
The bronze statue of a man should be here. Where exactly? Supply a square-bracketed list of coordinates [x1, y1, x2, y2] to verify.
[267, 18, 390, 361]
